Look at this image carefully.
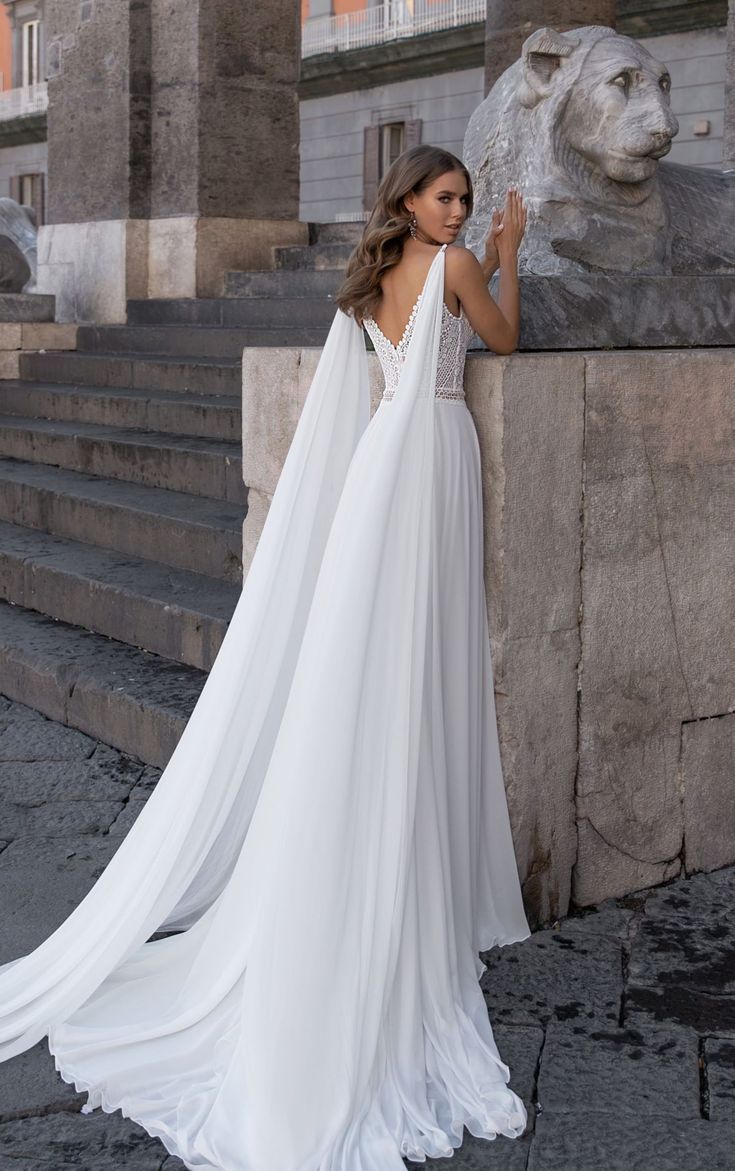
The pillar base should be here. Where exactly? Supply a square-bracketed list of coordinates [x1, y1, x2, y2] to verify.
[36, 217, 310, 323]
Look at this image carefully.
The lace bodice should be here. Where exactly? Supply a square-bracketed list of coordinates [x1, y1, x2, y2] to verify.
[363, 246, 475, 402]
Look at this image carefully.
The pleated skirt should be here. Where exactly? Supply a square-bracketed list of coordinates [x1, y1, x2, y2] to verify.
[47, 396, 531, 1170]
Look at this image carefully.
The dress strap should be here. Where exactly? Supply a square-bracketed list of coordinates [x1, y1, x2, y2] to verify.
[440, 243, 448, 252]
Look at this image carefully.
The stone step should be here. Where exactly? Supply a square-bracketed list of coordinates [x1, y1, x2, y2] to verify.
[0, 293, 56, 322]
[77, 312, 334, 354]
[223, 269, 341, 298]
[310, 221, 364, 244]
[125, 298, 332, 338]
[18, 351, 241, 395]
[0, 415, 245, 503]
[0, 520, 239, 671]
[274, 241, 353, 271]
[0, 458, 243, 582]
[0, 381, 241, 442]
[0, 599, 205, 767]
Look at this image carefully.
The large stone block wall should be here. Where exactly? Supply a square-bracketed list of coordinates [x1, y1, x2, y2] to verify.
[242, 346, 735, 928]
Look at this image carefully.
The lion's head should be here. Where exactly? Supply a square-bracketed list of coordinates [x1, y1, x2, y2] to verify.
[463, 26, 682, 274]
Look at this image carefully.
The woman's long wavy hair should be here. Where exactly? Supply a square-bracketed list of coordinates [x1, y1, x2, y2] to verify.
[333, 145, 473, 328]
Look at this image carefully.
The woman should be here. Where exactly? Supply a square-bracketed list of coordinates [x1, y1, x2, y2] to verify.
[0, 145, 529, 1170]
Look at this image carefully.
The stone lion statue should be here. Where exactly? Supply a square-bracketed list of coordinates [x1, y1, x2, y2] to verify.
[462, 25, 735, 276]
[0, 197, 37, 292]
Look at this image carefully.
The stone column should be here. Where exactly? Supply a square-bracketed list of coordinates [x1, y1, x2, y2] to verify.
[725, 0, 735, 170]
[39, 0, 307, 321]
[485, 1, 616, 93]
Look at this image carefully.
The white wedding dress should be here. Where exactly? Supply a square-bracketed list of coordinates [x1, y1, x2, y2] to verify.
[0, 243, 531, 1170]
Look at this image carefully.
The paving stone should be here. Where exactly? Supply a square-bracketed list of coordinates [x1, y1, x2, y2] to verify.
[0, 712, 97, 761]
[705, 1036, 735, 1121]
[526, 1111, 735, 1170]
[0, 1040, 83, 1121]
[0, 836, 119, 962]
[0, 1110, 168, 1168]
[558, 898, 634, 942]
[481, 921, 623, 1026]
[494, 1023, 545, 1131]
[107, 764, 161, 836]
[0, 755, 142, 839]
[408, 1130, 533, 1170]
[537, 1019, 700, 1119]
[624, 870, 735, 1032]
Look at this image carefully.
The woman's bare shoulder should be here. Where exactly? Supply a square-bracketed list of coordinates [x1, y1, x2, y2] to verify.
[445, 244, 483, 290]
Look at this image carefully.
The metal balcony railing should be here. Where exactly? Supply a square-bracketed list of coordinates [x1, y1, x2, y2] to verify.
[0, 83, 48, 122]
[302, 0, 486, 57]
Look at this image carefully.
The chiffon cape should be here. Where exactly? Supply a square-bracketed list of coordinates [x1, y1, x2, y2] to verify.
[0, 245, 530, 1169]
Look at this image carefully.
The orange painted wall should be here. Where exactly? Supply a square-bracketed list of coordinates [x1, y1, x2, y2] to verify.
[0, 5, 11, 91]
[302, 0, 367, 19]
[301, 0, 449, 19]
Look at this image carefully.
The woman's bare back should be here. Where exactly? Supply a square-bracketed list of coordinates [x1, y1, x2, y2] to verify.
[371, 240, 461, 347]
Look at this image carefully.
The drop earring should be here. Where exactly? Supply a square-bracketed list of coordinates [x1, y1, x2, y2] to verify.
[409, 213, 418, 239]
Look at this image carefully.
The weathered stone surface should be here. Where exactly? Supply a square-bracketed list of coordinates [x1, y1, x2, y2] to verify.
[706, 1035, 735, 1120]
[481, 921, 622, 1027]
[624, 870, 735, 1034]
[493, 1023, 545, 1132]
[683, 714, 735, 875]
[0, 324, 21, 349]
[468, 353, 584, 926]
[724, 0, 735, 170]
[538, 1018, 700, 1118]
[417, 1131, 533, 1169]
[107, 765, 160, 837]
[527, 1112, 735, 1169]
[0, 292, 55, 322]
[0, 1110, 169, 1168]
[467, 26, 734, 280]
[0, 749, 142, 840]
[36, 220, 149, 324]
[0, 351, 20, 379]
[574, 349, 735, 905]
[0, 835, 120, 961]
[0, 1040, 83, 1120]
[21, 323, 78, 351]
[0, 708, 97, 761]
[509, 273, 735, 350]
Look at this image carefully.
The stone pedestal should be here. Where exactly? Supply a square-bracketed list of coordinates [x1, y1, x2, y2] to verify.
[241, 344, 735, 928]
[40, 0, 304, 322]
[484, 0, 616, 92]
[480, 273, 735, 350]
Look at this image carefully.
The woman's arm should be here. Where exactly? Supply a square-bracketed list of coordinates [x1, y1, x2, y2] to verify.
[449, 189, 526, 356]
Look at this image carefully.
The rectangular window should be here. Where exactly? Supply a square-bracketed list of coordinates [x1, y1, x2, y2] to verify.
[380, 122, 405, 178]
[21, 20, 40, 88]
[12, 172, 45, 225]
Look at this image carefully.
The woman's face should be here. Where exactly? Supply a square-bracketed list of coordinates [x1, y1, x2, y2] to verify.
[404, 170, 470, 243]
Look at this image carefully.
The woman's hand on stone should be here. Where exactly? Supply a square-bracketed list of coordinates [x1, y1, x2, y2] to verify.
[482, 207, 504, 271]
[494, 187, 527, 261]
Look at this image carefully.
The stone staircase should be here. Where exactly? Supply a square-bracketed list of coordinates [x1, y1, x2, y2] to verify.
[0, 221, 362, 767]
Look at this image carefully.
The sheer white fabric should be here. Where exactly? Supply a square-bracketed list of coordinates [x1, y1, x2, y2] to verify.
[0, 244, 531, 1170]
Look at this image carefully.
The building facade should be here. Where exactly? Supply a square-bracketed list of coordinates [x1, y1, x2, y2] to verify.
[300, 0, 730, 222]
[0, 0, 47, 223]
[0, 2, 726, 230]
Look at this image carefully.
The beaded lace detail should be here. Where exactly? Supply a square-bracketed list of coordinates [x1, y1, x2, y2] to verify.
[363, 251, 475, 402]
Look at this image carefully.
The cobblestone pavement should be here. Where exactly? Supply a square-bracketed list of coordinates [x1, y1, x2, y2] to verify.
[1, 694, 734, 1169]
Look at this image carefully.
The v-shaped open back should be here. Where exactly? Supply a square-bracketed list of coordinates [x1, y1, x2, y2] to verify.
[363, 245, 474, 402]
[367, 243, 449, 350]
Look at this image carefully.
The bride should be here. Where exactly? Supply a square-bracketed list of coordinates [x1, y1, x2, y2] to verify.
[0, 144, 530, 1170]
